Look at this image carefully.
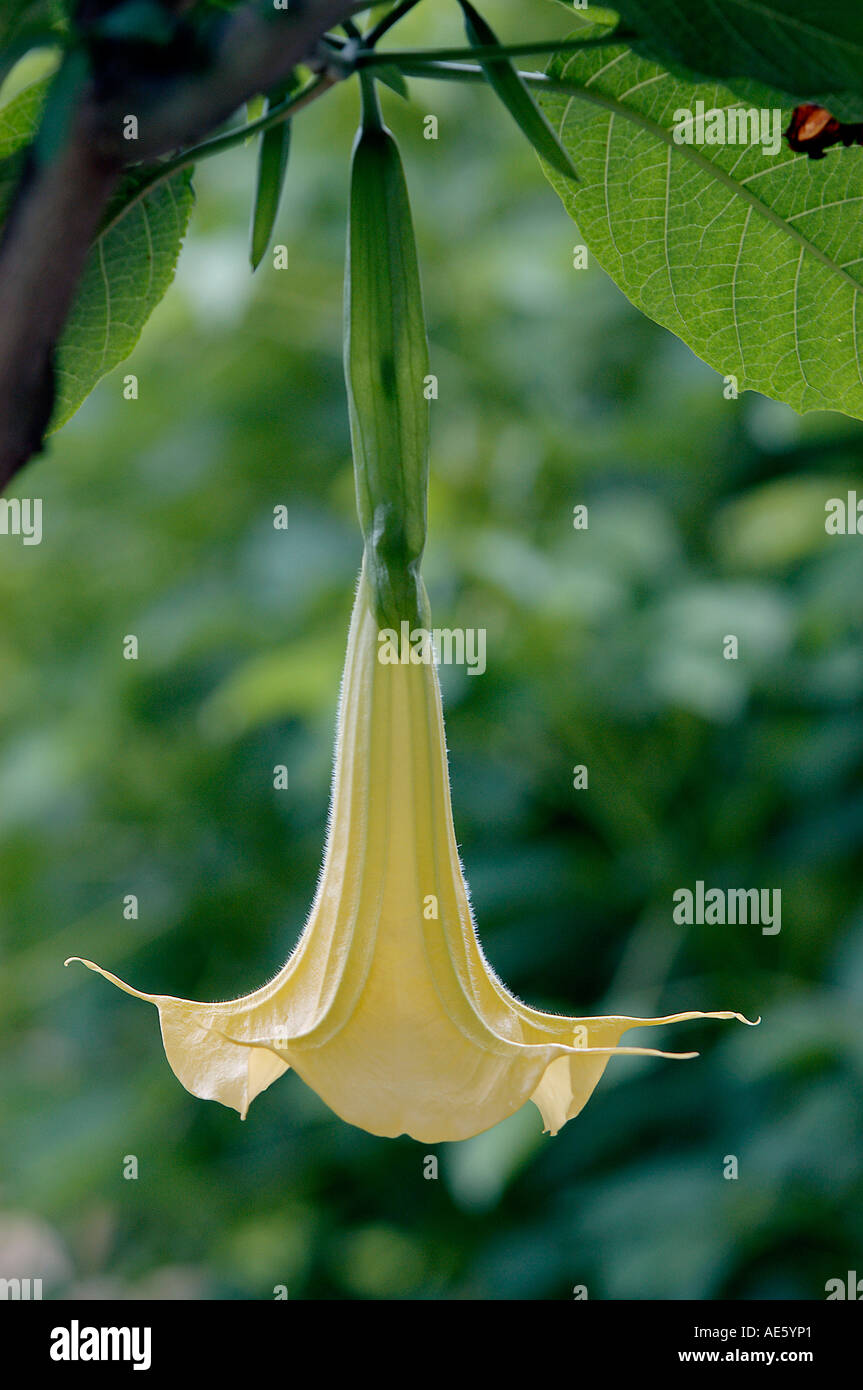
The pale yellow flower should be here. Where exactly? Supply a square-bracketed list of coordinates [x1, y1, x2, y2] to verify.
[68, 565, 752, 1142]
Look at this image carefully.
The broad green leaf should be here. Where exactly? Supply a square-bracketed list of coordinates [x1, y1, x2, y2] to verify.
[612, 0, 863, 122]
[51, 168, 195, 428]
[0, 73, 194, 431]
[459, 0, 577, 182]
[0, 71, 46, 153]
[539, 38, 863, 419]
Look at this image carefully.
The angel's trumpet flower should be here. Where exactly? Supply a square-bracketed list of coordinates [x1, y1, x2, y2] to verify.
[68, 560, 751, 1140]
[67, 81, 754, 1143]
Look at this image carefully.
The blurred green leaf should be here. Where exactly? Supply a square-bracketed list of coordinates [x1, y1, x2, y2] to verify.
[444, 1105, 543, 1212]
[335, 1225, 427, 1298]
[200, 635, 343, 738]
[714, 477, 836, 570]
[0, 75, 49, 219]
[0, 0, 65, 47]
[0, 1, 66, 89]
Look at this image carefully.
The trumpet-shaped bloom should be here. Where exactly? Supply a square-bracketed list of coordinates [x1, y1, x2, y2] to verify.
[68, 566, 752, 1142]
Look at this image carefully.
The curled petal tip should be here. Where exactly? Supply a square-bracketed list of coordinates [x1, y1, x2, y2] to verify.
[64, 956, 102, 975]
[63, 956, 156, 1003]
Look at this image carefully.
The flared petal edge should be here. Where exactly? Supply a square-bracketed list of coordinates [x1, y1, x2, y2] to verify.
[530, 1009, 759, 1136]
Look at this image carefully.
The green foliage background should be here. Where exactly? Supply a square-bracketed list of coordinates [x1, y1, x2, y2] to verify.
[1, 3, 862, 1300]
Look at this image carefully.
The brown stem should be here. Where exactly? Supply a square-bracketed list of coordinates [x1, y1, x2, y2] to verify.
[0, 0, 359, 488]
[0, 127, 118, 488]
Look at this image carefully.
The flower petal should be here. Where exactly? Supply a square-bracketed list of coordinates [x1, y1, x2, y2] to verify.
[529, 1011, 758, 1135]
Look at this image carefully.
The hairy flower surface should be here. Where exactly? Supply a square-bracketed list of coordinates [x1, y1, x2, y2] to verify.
[68, 566, 752, 1141]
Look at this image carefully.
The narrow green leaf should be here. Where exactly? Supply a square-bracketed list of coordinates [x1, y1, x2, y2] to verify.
[458, 0, 577, 181]
[374, 64, 409, 100]
[250, 122, 290, 270]
[250, 80, 296, 271]
[539, 30, 863, 418]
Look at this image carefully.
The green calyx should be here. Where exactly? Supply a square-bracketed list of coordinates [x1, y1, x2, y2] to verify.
[344, 76, 430, 631]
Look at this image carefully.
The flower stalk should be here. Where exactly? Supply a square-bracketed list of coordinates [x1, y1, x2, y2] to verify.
[345, 72, 429, 629]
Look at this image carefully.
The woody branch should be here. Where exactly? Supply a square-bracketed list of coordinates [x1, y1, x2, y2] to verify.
[0, 0, 359, 490]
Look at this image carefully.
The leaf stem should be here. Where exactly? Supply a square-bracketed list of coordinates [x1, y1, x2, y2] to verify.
[120, 36, 631, 202]
[374, 58, 600, 89]
[358, 33, 635, 66]
[359, 67, 384, 129]
[99, 43, 631, 246]
[365, 0, 425, 48]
